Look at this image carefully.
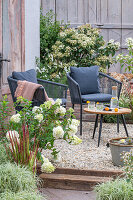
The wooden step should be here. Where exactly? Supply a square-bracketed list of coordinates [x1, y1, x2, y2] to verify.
[39, 167, 123, 191]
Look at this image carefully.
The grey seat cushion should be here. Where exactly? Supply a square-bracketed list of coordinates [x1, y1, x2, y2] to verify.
[70, 66, 100, 95]
[12, 69, 37, 83]
[81, 93, 113, 103]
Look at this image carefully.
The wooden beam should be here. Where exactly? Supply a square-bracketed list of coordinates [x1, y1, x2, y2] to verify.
[21, 0, 25, 72]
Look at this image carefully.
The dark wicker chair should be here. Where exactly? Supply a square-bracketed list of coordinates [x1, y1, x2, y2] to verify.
[7, 70, 67, 111]
[67, 67, 122, 135]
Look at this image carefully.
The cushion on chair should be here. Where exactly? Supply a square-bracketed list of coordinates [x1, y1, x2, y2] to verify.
[81, 93, 113, 103]
[12, 69, 37, 83]
[70, 66, 100, 95]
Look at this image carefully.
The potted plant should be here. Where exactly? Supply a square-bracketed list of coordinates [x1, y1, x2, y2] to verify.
[109, 137, 133, 166]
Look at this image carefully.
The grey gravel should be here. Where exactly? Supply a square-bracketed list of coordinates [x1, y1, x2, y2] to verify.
[43, 122, 133, 171]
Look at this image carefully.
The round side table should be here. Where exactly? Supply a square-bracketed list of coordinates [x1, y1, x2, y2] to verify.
[84, 107, 132, 147]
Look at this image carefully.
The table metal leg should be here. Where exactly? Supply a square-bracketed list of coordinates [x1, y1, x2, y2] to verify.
[98, 114, 103, 147]
[92, 114, 99, 139]
[121, 114, 129, 137]
[117, 115, 119, 133]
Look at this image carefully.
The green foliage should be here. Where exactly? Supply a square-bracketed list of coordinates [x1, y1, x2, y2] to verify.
[0, 163, 37, 194]
[116, 38, 133, 73]
[95, 179, 133, 200]
[9, 97, 79, 160]
[0, 191, 43, 200]
[0, 95, 12, 136]
[103, 114, 117, 123]
[119, 82, 133, 121]
[38, 22, 119, 82]
[0, 142, 12, 164]
[38, 9, 61, 81]
[122, 149, 133, 181]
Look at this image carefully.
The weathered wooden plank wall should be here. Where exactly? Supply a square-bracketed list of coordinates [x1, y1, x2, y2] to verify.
[41, 0, 133, 73]
[0, 0, 25, 99]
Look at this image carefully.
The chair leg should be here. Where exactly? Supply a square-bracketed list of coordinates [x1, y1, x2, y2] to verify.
[93, 114, 99, 139]
[72, 104, 74, 109]
[121, 114, 129, 137]
[117, 115, 119, 133]
[80, 104, 82, 136]
[98, 114, 103, 147]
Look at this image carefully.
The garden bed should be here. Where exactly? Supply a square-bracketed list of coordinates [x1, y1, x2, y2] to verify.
[42, 122, 133, 171]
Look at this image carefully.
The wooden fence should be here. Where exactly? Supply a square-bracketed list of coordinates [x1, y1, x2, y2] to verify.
[41, 0, 133, 73]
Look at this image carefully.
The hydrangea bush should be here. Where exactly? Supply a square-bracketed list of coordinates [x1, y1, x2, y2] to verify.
[2, 97, 81, 173]
[116, 38, 133, 73]
[38, 23, 119, 82]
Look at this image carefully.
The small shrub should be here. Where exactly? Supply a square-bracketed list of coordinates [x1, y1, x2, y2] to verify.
[122, 149, 133, 181]
[0, 142, 12, 164]
[103, 114, 117, 123]
[0, 191, 44, 200]
[0, 95, 12, 137]
[116, 38, 133, 73]
[0, 163, 37, 194]
[38, 10, 62, 81]
[95, 179, 133, 200]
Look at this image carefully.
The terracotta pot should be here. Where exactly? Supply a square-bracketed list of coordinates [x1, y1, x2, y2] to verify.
[109, 137, 133, 166]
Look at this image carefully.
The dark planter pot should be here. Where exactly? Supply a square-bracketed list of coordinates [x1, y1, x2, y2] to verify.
[109, 137, 133, 167]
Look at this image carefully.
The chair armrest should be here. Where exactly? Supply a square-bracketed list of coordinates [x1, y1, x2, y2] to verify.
[37, 78, 67, 99]
[99, 72, 122, 99]
[67, 73, 82, 104]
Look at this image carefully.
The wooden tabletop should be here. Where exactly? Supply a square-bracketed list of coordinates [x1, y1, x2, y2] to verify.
[84, 107, 132, 115]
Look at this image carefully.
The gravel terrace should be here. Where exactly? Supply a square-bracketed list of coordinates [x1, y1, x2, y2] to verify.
[43, 122, 133, 171]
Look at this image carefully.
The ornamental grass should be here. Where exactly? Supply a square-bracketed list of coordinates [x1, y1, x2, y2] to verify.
[0, 163, 37, 194]
[95, 179, 133, 200]
[0, 191, 43, 200]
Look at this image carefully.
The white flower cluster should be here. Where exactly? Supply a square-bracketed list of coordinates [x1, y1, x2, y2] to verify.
[55, 98, 62, 106]
[10, 114, 21, 123]
[41, 155, 55, 173]
[43, 101, 52, 109]
[53, 126, 64, 139]
[67, 119, 80, 137]
[125, 37, 133, 49]
[108, 39, 120, 50]
[32, 106, 42, 114]
[70, 135, 82, 145]
[55, 106, 66, 116]
[34, 114, 43, 123]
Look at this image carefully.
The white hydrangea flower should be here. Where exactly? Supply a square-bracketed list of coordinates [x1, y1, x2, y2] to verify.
[70, 135, 82, 145]
[41, 155, 50, 163]
[71, 119, 80, 127]
[55, 106, 66, 116]
[68, 124, 78, 136]
[10, 114, 21, 123]
[53, 126, 64, 139]
[55, 98, 62, 106]
[43, 101, 52, 109]
[32, 106, 42, 114]
[34, 114, 43, 122]
[51, 152, 62, 163]
[125, 37, 133, 47]
[41, 161, 55, 173]
[109, 39, 114, 43]
[6, 130, 19, 141]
